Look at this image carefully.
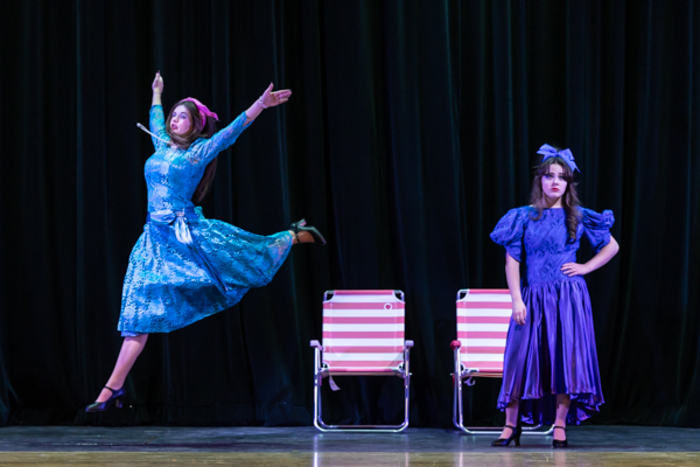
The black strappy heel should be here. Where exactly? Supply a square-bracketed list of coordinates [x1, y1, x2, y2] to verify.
[85, 386, 125, 413]
[491, 424, 522, 447]
[552, 425, 568, 448]
[290, 219, 326, 246]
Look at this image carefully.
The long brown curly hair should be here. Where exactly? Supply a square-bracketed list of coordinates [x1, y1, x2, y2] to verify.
[165, 99, 218, 204]
[529, 155, 581, 242]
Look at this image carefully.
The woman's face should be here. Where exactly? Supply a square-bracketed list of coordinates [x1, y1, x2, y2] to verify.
[541, 163, 568, 201]
[170, 105, 192, 136]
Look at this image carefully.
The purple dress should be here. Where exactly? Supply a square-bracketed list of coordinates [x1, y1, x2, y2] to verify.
[490, 206, 614, 425]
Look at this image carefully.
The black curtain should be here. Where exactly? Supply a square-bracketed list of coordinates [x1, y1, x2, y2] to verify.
[1, 0, 699, 427]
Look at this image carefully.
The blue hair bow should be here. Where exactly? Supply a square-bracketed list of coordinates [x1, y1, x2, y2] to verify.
[536, 144, 579, 173]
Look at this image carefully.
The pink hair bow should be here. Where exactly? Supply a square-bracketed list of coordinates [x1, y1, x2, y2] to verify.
[183, 97, 219, 128]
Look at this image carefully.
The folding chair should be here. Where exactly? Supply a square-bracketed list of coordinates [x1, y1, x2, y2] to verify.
[451, 288, 553, 435]
[310, 289, 414, 432]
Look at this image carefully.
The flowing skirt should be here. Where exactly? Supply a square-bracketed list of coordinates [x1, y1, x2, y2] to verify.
[497, 277, 604, 425]
[118, 211, 293, 334]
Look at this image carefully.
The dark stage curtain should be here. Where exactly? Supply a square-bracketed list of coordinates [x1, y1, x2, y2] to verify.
[1, 0, 699, 428]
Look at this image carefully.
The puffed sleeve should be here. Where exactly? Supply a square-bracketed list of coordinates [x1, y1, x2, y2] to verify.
[490, 207, 529, 262]
[581, 207, 615, 253]
[149, 105, 170, 151]
[188, 111, 253, 166]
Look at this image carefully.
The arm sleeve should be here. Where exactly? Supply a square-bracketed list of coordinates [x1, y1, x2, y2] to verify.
[189, 111, 253, 166]
[149, 105, 170, 151]
[489, 207, 528, 262]
[581, 207, 615, 253]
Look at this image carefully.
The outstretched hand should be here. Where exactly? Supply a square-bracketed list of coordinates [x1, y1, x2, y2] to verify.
[259, 83, 292, 108]
[152, 71, 164, 94]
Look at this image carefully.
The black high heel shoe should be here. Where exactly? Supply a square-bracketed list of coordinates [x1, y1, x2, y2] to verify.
[85, 386, 125, 413]
[552, 425, 568, 448]
[491, 424, 522, 447]
[290, 219, 326, 245]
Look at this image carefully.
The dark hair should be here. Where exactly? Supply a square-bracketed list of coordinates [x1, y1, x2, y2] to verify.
[165, 99, 219, 204]
[529, 155, 581, 241]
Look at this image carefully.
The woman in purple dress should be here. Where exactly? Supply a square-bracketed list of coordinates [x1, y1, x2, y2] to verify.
[489, 145, 619, 448]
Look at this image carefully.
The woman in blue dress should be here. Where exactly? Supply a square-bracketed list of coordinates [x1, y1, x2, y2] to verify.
[86, 72, 324, 412]
[489, 145, 619, 447]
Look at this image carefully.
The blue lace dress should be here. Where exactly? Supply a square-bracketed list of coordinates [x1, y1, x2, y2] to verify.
[490, 206, 614, 425]
[117, 105, 293, 335]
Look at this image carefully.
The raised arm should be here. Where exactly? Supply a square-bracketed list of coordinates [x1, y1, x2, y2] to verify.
[148, 71, 169, 148]
[194, 83, 293, 164]
[152, 71, 163, 107]
[505, 252, 527, 325]
[243, 83, 292, 125]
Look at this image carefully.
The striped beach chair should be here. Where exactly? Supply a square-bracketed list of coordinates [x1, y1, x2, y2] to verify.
[310, 290, 414, 432]
[451, 289, 552, 435]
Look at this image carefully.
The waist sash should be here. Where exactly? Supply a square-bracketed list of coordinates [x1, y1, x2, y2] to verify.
[147, 207, 233, 297]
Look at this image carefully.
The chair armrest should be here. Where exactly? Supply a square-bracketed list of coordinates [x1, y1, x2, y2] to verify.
[405, 340, 414, 349]
[310, 340, 323, 349]
[450, 340, 462, 350]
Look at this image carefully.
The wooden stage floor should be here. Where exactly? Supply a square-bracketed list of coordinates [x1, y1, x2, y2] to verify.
[0, 425, 698, 466]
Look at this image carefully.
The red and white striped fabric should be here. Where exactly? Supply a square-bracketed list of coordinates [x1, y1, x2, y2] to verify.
[457, 289, 512, 375]
[322, 290, 405, 373]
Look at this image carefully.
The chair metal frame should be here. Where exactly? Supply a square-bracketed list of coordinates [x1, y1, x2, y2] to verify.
[310, 289, 414, 432]
[452, 288, 553, 436]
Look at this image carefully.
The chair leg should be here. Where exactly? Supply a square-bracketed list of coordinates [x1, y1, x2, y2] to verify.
[312, 346, 326, 431]
[401, 346, 412, 431]
[312, 342, 413, 432]
[453, 347, 463, 430]
[313, 356, 412, 432]
[312, 376, 410, 433]
[452, 345, 504, 435]
[451, 352, 555, 436]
